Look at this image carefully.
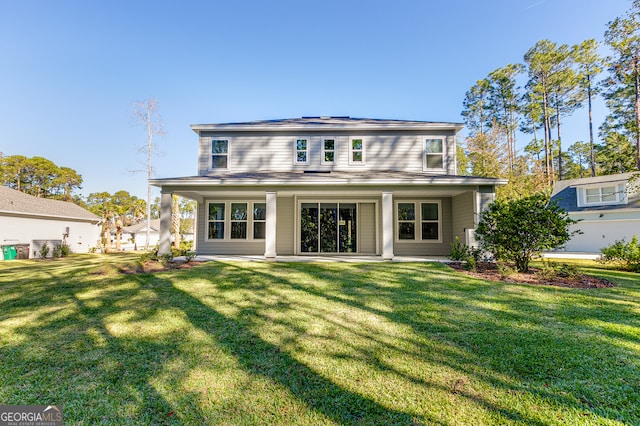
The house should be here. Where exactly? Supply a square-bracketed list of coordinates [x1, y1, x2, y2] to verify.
[112, 219, 161, 250]
[150, 117, 507, 259]
[112, 219, 194, 250]
[0, 186, 101, 258]
[550, 172, 640, 253]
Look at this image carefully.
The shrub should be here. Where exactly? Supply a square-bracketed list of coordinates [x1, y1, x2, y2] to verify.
[39, 243, 50, 259]
[448, 236, 482, 271]
[600, 236, 640, 272]
[52, 244, 62, 258]
[475, 194, 579, 273]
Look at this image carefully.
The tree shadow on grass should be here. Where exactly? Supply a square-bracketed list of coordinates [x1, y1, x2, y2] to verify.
[199, 260, 640, 425]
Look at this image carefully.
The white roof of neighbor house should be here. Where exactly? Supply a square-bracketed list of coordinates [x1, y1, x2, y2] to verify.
[0, 186, 100, 222]
[191, 116, 464, 132]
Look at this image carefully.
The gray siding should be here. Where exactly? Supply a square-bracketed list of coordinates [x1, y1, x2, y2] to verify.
[196, 197, 266, 255]
[359, 203, 376, 254]
[394, 197, 453, 256]
[451, 191, 475, 244]
[276, 195, 295, 255]
[198, 130, 457, 176]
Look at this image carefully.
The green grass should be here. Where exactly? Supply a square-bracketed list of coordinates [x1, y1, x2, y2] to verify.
[1, 253, 639, 425]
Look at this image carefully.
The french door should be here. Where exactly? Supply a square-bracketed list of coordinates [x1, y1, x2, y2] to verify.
[300, 203, 357, 253]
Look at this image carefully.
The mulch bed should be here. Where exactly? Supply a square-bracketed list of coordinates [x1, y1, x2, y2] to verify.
[448, 262, 615, 289]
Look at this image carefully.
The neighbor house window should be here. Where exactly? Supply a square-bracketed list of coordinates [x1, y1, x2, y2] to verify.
[581, 184, 625, 206]
[208, 203, 225, 239]
[396, 201, 441, 242]
[230, 203, 248, 239]
[322, 138, 336, 164]
[295, 138, 309, 164]
[350, 137, 365, 164]
[211, 139, 229, 169]
[253, 203, 266, 239]
[424, 138, 444, 170]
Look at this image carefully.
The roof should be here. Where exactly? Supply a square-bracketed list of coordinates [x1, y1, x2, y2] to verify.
[0, 186, 101, 222]
[550, 172, 640, 213]
[191, 116, 464, 133]
[121, 219, 160, 234]
[151, 171, 507, 187]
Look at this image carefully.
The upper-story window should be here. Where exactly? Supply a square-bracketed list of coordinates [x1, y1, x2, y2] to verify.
[211, 139, 229, 169]
[295, 138, 309, 164]
[424, 138, 444, 170]
[322, 138, 336, 164]
[350, 137, 365, 165]
[580, 184, 626, 206]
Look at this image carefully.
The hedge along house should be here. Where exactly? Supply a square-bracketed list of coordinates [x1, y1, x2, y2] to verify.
[150, 117, 507, 259]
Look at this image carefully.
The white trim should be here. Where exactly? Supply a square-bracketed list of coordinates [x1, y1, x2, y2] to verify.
[293, 137, 310, 165]
[208, 137, 231, 170]
[422, 137, 446, 173]
[349, 136, 366, 165]
[394, 200, 442, 243]
[205, 200, 266, 242]
[321, 137, 337, 165]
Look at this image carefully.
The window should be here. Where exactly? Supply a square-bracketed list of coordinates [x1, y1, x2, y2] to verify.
[206, 201, 266, 240]
[230, 203, 248, 239]
[350, 137, 365, 164]
[211, 139, 229, 169]
[295, 138, 309, 164]
[421, 203, 439, 240]
[207, 203, 225, 239]
[397, 203, 415, 240]
[396, 201, 441, 242]
[582, 185, 624, 206]
[322, 138, 336, 164]
[253, 203, 266, 239]
[424, 138, 444, 170]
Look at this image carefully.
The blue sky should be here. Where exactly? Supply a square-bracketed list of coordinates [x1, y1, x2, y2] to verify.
[0, 0, 632, 199]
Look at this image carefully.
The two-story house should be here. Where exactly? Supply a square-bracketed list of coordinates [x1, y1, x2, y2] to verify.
[151, 117, 507, 259]
[550, 172, 640, 253]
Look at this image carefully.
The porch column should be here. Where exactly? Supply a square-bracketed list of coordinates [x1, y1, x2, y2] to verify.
[382, 191, 394, 260]
[158, 191, 172, 255]
[264, 191, 277, 258]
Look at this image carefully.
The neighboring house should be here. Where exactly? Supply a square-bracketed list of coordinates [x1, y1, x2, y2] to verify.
[550, 172, 640, 253]
[150, 117, 507, 259]
[113, 219, 161, 250]
[0, 186, 101, 258]
[113, 219, 195, 251]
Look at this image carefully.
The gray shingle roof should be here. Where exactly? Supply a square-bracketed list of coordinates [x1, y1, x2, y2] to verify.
[191, 116, 464, 132]
[0, 186, 100, 222]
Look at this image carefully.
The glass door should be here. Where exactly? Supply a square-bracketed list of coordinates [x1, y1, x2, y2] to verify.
[300, 202, 357, 253]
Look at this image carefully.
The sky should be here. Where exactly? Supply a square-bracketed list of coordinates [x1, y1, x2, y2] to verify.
[0, 0, 633, 200]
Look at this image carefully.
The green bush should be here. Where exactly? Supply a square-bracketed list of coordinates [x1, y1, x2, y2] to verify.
[448, 236, 482, 271]
[39, 243, 50, 259]
[475, 194, 579, 272]
[600, 236, 640, 272]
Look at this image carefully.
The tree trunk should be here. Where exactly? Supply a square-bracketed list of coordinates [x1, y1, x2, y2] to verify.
[115, 218, 123, 251]
[587, 74, 596, 177]
[634, 56, 640, 170]
[556, 94, 563, 181]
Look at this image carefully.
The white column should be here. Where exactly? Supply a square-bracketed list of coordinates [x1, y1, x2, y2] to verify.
[158, 191, 172, 255]
[382, 192, 394, 260]
[264, 191, 277, 258]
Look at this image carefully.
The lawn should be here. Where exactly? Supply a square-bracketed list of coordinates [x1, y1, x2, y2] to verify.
[0, 254, 639, 425]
